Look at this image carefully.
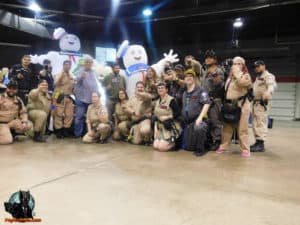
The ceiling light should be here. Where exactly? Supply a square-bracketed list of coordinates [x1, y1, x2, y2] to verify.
[29, 2, 41, 12]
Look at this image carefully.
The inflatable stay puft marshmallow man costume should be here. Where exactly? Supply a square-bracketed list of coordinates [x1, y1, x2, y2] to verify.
[117, 40, 179, 97]
[30, 27, 103, 78]
[30, 27, 106, 104]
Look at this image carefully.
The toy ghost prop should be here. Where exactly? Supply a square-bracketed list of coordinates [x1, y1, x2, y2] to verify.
[117, 40, 179, 97]
[30, 27, 95, 77]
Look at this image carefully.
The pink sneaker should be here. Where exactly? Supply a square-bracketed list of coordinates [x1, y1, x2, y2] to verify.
[241, 150, 250, 157]
[216, 148, 225, 154]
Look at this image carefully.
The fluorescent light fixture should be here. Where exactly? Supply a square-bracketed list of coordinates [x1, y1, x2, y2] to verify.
[233, 18, 243, 28]
[143, 8, 153, 17]
[29, 2, 41, 12]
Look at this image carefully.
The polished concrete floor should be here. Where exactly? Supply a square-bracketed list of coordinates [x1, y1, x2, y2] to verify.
[1, 121, 300, 225]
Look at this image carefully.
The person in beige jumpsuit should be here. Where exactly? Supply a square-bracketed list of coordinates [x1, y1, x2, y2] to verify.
[217, 56, 253, 157]
[53, 60, 75, 138]
[153, 82, 181, 152]
[125, 81, 153, 145]
[0, 81, 32, 144]
[113, 89, 131, 141]
[251, 60, 276, 152]
[27, 79, 51, 142]
[82, 92, 111, 144]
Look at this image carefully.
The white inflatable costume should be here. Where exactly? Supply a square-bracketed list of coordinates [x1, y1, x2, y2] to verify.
[30, 27, 98, 77]
[117, 40, 179, 96]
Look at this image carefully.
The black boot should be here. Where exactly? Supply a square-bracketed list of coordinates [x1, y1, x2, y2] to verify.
[64, 127, 75, 138]
[55, 129, 64, 139]
[210, 140, 221, 151]
[62, 128, 69, 138]
[250, 140, 259, 149]
[33, 132, 46, 142]
[250, 140, 265, 152]
[194, 150, 207, 157]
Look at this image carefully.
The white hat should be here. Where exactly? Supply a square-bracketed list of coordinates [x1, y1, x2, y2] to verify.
[117, 40, 130, 58]
[233, 56, 246, 65]
[53, 27, 67, 40]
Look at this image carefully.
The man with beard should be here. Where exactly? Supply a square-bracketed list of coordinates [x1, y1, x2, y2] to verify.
[53, 60, 75, 138]
[202, 50, 225, 150]
[124, 81, 153, 145]
[0, 81, 32, 144]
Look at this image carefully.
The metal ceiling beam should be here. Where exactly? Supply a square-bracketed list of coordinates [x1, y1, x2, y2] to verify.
[0, 9, 52, 38]
[137, 0, 300, 23]
[0, 42, 31, 48]
[0, 3, 104, 20]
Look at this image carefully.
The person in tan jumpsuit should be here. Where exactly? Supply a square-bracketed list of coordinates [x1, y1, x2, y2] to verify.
[251, 60, 276, 152]
[82, 92, 111, 144]
[153, 82, 181, 152]
[27, 79, 52, 142]
[53, 60, 75, 138]
[0, 81, 32, 144]
[113, 89, 131, 141]
[125, 81, 153, 145]
[216, 56, 253, 157]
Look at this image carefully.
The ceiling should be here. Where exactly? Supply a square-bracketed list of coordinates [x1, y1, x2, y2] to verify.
[0, 0, 299, 47]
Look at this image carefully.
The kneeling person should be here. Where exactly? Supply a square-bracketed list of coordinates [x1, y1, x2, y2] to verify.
[113, 89, 131, 141]
[125, 81, 153, 145]
[181, 70, 211, 156]
[27, 79, 51, 142]
[153, 82, 181, 151]
[0, 81, 32, 144]
[83, 92, 111, 144]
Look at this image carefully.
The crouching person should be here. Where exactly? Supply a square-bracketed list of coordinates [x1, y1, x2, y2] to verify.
[125, 81, 152, 145]
[181, 70, 211, 156]
[153, 82, 181, 152]
[0, 81, 32, 144]
[83, 92, 111, 144]
[27, 79, 51, 142]
[113, 89, 131, 141]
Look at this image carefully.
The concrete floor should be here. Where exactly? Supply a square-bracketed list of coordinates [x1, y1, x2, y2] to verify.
[1, 121, 300, 225]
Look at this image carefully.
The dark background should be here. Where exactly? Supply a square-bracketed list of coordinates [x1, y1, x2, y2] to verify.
[0, 0, 299, 78]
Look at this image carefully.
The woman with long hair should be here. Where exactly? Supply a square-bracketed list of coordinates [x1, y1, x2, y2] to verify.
[144, 67, 160, 100]
[113, 89, 131, 141]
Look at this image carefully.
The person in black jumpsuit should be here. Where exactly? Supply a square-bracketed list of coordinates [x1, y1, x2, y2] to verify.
[9, 55, 38, 104]
[181, 69, 211, 157]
